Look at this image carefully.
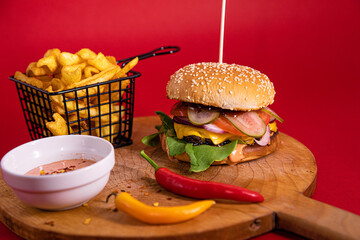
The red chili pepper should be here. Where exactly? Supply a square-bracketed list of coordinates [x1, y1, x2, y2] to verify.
[140, 151, 264, 202]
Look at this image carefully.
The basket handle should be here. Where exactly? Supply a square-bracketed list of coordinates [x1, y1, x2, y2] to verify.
[117, 46, 180, 66]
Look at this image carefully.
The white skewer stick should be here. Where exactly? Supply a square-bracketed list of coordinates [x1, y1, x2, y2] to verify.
[219, 0, 226, 64]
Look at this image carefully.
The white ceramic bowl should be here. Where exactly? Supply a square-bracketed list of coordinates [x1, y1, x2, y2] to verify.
[1, 135, 115, 211]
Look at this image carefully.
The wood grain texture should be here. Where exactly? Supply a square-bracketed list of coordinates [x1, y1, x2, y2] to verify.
[0, 116, 359, 239]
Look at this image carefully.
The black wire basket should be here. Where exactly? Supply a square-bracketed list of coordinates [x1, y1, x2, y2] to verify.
[10, 46, 180, 148]
[9, 71, 139, 148]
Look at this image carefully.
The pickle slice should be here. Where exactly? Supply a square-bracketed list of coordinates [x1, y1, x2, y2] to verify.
[187, 105, 220, 125]
[262, 107, 284, 123]
[224, 111, 266, 138]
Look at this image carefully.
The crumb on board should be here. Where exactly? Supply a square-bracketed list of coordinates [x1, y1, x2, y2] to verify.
[153, 202, 159, 207]
[44, 221, 54, 227]
[83, 218, 91, 225]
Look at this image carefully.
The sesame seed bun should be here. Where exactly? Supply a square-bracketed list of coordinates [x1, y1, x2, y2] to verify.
[167, 62, 275, 111]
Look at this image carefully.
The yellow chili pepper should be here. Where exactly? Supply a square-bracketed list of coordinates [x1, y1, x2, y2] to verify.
[107, 192, 215, 224]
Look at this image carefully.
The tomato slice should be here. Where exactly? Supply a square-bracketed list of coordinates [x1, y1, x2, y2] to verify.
[170, 102, 188, 117]
[212, 115, 246, 136]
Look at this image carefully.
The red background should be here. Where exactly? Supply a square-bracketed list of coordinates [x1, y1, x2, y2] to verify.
[0, 0, 359, 239]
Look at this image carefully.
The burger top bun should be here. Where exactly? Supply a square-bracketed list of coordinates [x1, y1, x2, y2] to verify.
[167, 62, 275, 111]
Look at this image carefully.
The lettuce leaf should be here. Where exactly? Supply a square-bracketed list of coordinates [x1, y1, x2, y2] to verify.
[142, 111, 238, 172]
[185, 140, 238, 172]
[142, 111, 175, 147]
[166, 136, 186, 156]
[141, 133, 160, 147]
[155, 111, 175, 137]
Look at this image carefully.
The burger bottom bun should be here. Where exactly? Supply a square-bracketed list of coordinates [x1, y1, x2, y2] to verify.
[160, 132, 280, 166]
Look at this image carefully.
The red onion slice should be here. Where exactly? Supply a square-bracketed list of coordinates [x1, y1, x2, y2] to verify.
[255, 125, 270, 146]
[202, 124, 226, 134]
[173, 116, 195, 126]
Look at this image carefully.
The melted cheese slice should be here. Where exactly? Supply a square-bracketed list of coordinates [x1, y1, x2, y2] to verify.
[174, 122, 278, 145]
[269, 121, 277, 132]
[174, 123, 248, 145]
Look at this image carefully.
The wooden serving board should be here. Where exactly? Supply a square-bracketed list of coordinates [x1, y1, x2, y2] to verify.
[0, 116, 359, 239]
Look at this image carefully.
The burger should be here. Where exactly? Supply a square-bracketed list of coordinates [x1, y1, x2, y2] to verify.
[142, 62, 283, 172]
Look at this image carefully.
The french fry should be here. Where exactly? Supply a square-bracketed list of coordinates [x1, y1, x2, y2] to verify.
[14, 71, 43, 89]
[92, 85, 111, 104]
[36, 75, 53, 82]
[66, 66, 119, 89]
[50, 95, 83, 115]
[45, 85, 53, 92]
[49, 95, 64, 113]
[66, 62, 87, 71]
[50, 95, 105, 120]
[78, 103, 121, 122]
[61, 65, 82, 86]
[84, 66, 100, 78]
[46, 113, 72, 135]
[67, 113, 90, 131]
[76, 48, 97, 60]
[95, 122, 120, 142]
[37, 55, 58, 73]
[26, 102, 45, 127]
[26, 62, 48, 76]
[113, 57, 138, 79]
[106, 56, 117, 65]
[87, 52, 115, 71]
[40, 81, 51, 91]
[72, 125, 91, 135]
[91, 80, 130, 104]
[44, 48, 61, 58]
[58, 52, 82, 66]
[28, 91, 51, 109]
[93, 105, 124, 141]
[51, 103, 65, 115]
[66, 86, 99, 99]
[49, 78, 65, 92]
[116, 79, 131, 97]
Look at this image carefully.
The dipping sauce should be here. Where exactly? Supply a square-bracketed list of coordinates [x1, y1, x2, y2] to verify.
[25, 159, 96, 176]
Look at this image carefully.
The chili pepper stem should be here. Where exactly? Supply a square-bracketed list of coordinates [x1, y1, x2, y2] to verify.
[140, 150, 160, 171]
[106, 192, 118, 203]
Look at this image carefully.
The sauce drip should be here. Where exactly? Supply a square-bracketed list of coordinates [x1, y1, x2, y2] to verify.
[228, 144, 246, 165]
